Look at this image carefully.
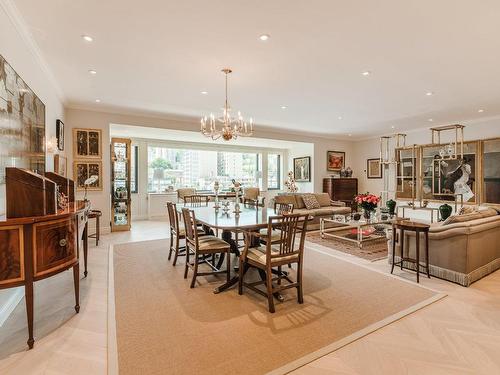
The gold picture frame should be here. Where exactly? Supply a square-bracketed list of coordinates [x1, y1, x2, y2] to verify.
[73, 128, 102, 159]
[327, 151, 345, 171]
[54, 154, 67, 177]
[73, 160, 103, 191]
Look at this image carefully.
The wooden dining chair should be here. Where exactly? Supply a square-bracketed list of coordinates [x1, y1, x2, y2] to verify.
[241, 187, 265, 207]
[183, 194, 209, 207]
[260, 203, 294, 245]
[182, 208, 231, 288]
[238, 213, 309, 313]
[166, 202, 206, 266]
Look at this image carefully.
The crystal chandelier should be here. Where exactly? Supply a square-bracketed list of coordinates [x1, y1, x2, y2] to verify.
[200, 68, 253, 141]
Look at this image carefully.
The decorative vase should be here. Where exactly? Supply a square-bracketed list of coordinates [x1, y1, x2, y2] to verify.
[353, 213, 361, 221]
[386, 199, 396, 216]
[363, 209, 372, 220]
[439, 204, 453, 221]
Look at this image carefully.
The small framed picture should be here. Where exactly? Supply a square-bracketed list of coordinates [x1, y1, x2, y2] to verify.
[293, 156, 311, 182]
[327, 151, 345, 171]
[73, 128, 102, 159]
[56, 119, 64, 151]
[54, 154, 67, 177]
[367, 158, 382, 179]
[73, 161, 103, 191]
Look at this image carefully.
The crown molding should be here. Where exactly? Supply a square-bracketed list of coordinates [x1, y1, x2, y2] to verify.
[0, 0, 65, 103]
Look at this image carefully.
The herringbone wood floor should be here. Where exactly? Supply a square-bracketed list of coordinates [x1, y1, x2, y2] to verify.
[0, 221, 499, 374]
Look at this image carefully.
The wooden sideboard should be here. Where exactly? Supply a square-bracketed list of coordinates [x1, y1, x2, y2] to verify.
[323, 178, 358, 210]
[0, 169, 89, 349]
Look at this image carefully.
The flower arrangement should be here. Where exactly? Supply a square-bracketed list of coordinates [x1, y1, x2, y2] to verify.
[355, 193, 381, 212]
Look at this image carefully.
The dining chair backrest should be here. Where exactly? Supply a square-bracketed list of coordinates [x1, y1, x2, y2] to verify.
[275, 202, 294, 215]
[166, 202, 180, 233]
[181, 208, 199, 249]
[264, 213, 309, 261]
[177, 188, 196, 202]
[243, 187, 260, 200]
[183, 194, 209, 207]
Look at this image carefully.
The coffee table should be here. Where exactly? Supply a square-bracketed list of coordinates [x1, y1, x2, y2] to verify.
[320, 217, 392, 248]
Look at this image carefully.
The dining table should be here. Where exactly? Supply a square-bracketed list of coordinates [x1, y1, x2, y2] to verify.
[176, 202, 296, 296]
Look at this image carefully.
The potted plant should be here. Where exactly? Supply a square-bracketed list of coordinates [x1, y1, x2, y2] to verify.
[150, 158, 172, 192]
[355, 193, 381, 220]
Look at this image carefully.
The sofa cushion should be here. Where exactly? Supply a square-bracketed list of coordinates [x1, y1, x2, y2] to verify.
[478, 207, 499, 218]
[275, 195, 296, 207]
[443, 212, 484, 225]
[458, 206, 478, 215]
[315, 193, 332, 207]
[302, 194, 321, 209]
[295, 195, 306, 209]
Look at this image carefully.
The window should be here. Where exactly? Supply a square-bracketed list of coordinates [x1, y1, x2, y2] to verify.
[130, 145, 138, 193]
[147, 146, 261, 192]
[267, 153, 281, 190]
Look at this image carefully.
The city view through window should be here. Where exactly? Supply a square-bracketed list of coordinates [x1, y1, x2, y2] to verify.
[147, 146, 280, 192]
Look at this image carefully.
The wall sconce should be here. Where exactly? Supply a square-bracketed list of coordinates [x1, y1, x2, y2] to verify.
[46, 136, 58, 154]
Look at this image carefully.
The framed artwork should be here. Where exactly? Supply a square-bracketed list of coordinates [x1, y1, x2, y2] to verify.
[367, 158, 382, 179]
[73, 128, 102, 159]
[327, 151, 345, 171]
[293, 156, 311, 182]
[73, 161, 103, 191]
[0, 53, 46, 183]
[54, 154, 67, 177]
[56, 119, 64, 151]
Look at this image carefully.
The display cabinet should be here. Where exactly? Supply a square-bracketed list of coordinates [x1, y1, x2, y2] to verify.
[111, 138, 132, 231]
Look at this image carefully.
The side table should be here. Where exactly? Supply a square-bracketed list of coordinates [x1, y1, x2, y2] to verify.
[391, 219, 430, 283]
[88, 210, 102, 246]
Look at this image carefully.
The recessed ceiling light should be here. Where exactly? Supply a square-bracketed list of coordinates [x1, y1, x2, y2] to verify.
[426, 91, 434, 96]
[478, 109, 484, 113]
[259, 34, 270, 41]
[338, 116, 343, 120]
[391, 126, 395, 129]
[362, 71, 371, 76]
[200, 91, 208, 95]
[88, 69, 97, 75]
[95, 99, 101, 103]
[281, 105, 287, 109]
[428, 118, 433, 122]
[82, 35, 93, 42]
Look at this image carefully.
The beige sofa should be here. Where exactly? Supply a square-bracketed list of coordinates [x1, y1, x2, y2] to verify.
[389, 207, 500, 286]
[273, 193, 351, 230]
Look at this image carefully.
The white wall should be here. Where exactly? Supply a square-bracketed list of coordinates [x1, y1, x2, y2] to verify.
[0, 2, 65, 325]
[65, 107, 355, 230]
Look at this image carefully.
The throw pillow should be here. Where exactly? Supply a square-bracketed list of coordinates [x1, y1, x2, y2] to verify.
[302, 194, 320, 210]
[314, 193, 332, 207]
[458, 206, 478, 215]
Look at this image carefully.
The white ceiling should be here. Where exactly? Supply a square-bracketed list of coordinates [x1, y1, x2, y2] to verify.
[13, 0, 500, 138]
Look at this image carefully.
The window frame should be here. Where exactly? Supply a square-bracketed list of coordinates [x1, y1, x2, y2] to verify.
[267, 153, 281, 190]
[130, 145, 139, 193]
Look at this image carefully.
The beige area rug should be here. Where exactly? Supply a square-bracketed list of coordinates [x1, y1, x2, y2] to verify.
[306, 232, 389, 262]
[110, 239, 444, 375]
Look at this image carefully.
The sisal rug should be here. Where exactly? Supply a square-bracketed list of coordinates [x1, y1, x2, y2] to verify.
[110, 239, 444, 375]
[306, 232, 388, 262]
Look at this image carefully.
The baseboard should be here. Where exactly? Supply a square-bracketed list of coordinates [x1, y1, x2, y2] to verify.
[0, 287, 24, 327]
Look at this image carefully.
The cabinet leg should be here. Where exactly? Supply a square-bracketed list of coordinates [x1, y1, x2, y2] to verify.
[83, 223, 88, 277]
[73, 263, 80, 313]
[25, 281, 34, 349]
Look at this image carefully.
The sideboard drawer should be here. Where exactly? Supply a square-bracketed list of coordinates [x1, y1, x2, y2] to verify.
[33, 218, 77, 278]
[0, 225, 24, 286]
